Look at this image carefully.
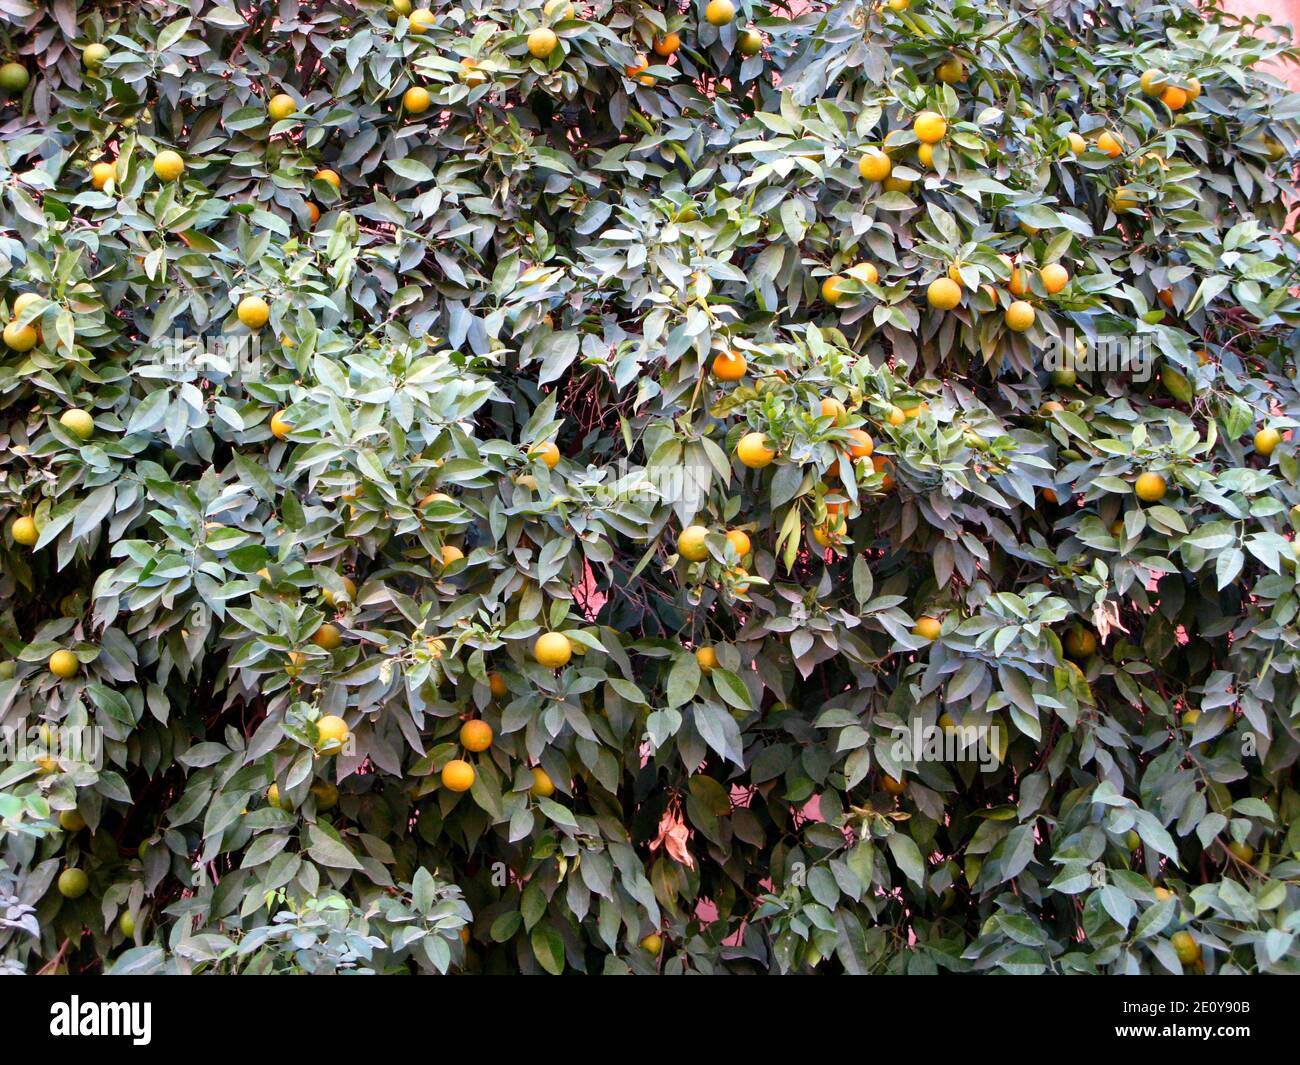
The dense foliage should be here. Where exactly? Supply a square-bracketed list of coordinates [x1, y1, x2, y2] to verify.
[1, 0, 1299, 975]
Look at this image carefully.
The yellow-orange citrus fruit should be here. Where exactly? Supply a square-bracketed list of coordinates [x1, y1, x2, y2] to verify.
[821, 274, 847, 305]
[533, 631, 573, 668]
[528, 27, 559, 59]
[268, 93, 296, 120]
[311, 623, 343, 650]
[528, 440, 560, 468]
[846, 429, 874, 458]
[677, 525, 711, 562]
[403, 86, 431, 114]
[712, 349, 747, 381]
[913, 111, 947, 144]
[653, 33, 681, 56]
[705, 0, 736, 25]
[460, 719, 493, 752]
[237, 295, 270, 330]
[725, 529, 751, 558]
[1135, 471, 1167, 502]
[912, 616, 942, 641]
[1040, 263, 1069, 294]
[1255, 427, 1282, 456]
[153, 150, 185, 181]
[442, 758, 475, 792]
[91, 161, 116, 190]
[316, 714, 350, 748]
[49, 649, 80, 678]
[530, 766, 555, 797]
[1005, 301, 1035, 332]
[270, 409, 292, 440]
[858, 148, 891, 182]
[695, 646, 718, 672]
[927, 277, 961, 310]
[737, 432, 775, 468]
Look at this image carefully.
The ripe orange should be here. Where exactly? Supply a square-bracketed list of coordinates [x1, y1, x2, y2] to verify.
[1134, 471, 1167, 502]
[885, 405, 905, 427]
[403, 86, 431, 114]
[712, 349, 747, 381]
[49, 650, 80, 678]
[442, 759, 475, 792]
[460, 719, 493, 752]
[695, 646, 718, 672]
[1096, 130, 1124, 158]
[913, 111, 947, 144]
[91, 162, 116, 190]
[528, 440, 560, 468]
[439, 544, 464, 566]
[1040, 264, 1069, 294]
[528, 27, 559, 59]
[927, 277, 961, 310]
[1005, 301, 1035, 332]
[677, 525, 710, 561]
[653, 33, 680, 57]
[821, 274, 847, 305]
[1161, 85, 1187, 111]
[820, 397, 847, 424]
[530, 767, 555, 797]
[725, 529, 751, 558]
[881, 774, 908, 796]
[858, 148, 891, 182]
[488, 671, 508, 698]
[912, 616, 941, 641]
[270, 409, 292, 440]
[705, 0, 735, 25]
[311, 623, 342, 650]
[268, 93, 296, 120]
[314, 168, 341, 190]
[846, 429, 874, 458]
[533, 632, 573, 668]
[1255, 427, 1281, 456]
[316, 714, 350, 749]
[737, 432, 775, 468]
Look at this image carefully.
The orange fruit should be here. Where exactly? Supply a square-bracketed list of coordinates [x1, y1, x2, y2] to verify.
[712, 349, 747, 381]
[1135, 472, 1167, 502]
[881, 774, 908, 796]
[858, 148, 892, 182]
[1096, 130, 1124, 158]
[913, 111, 947, 144]
[460, 719, 493, 752]
[1040, 264, 1069, 294]
[1255, 427, 1281, 456]
[677, 525, 711, 561]
[311, 623, 343, 650]
[653, 33, 680, 56]
[821, 274, 847, 306]
[442, 759, 475, 792]
[846, 429, 874, 458]
[530, 767, 555, 797]
[314, 168, 341, 190]
[695, 646, 718, 672]
[725, 529, 751, 558]
[316, 714, 350, 749]
[533, 632, 573, 669]
[737, 432, 775, 468]
[528, 440, 560, 468]
[820, 397, 847, 424]
[912, 616, 941, 641]
[1005, 301, 1035, 332]
[926, 277, 961, 310]
[1161, 85, 1187, 111]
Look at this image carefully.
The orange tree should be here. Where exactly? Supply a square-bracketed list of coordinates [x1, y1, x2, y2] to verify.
[1, 0, 1299, 975]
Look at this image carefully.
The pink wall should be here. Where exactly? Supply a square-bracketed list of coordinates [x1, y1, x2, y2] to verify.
[1229, 0, 1300, 88]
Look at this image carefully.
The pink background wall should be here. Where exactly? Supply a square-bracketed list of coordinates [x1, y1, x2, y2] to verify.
[1230, 0, 1300, 88]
